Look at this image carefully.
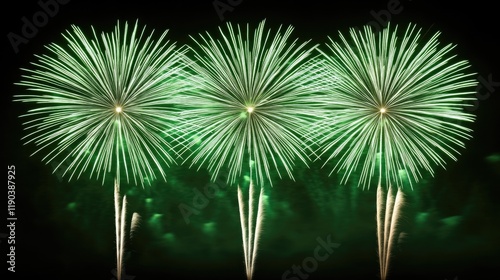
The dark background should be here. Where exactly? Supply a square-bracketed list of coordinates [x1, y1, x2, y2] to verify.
[2, 1, 499, 279]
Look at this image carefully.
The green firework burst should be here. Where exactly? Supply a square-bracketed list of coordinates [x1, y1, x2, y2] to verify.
[176, 20, 326, 187]
[314, 23, 477, 189]
[15, 20, 189, 187]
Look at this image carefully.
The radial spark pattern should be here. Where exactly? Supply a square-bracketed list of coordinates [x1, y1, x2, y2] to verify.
[176, 20, 326, 187]
[315, 23, 477, 189]
[15, 21, 188, 187]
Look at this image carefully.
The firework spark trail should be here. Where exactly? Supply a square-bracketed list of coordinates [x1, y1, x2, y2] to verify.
[114, 181, 121, 280]
[113, 181, 142, 280]
[248, 181, 254, 277]
[238, 182, 264, 280]
[114, 181, 127, 280]
[376, 185, 404, 280]
[376, 184, 385, 280]
[251, 188, 265, 276]
[237, 187, 249, 278]
[130, 212, 141, 239]
[382, 185, 394, 277]
[385, 188, 404, 279]
[119, 194, 127, 280]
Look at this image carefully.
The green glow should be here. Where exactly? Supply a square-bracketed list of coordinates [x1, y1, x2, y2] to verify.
[14, 20, 190, 187]
[143, 176, 152, 185]
[415, 212, 429, 224]
[145, 197, 154, 212]
[441, 215, 462, 227]
[126, 187, 139, 196]
[398, 169, 409, 185]
[203, 221, 216, 235]
[486, 153, 500, 163]
[163, 232, 175, 242]
[438, 215, 463, 239]
[66, 202, 77, 211]
[262, 194, 269, 205]
[148, 213, 164, 234]
[150, 213, 163, 222]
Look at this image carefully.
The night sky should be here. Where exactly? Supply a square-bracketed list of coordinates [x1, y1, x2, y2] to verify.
[3, 1, 500, 279]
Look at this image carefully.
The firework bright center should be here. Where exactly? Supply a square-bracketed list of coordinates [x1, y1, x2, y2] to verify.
[379, 107, 387, 114]
[246, 106, 255, 113]
[115, 106, 123, 113]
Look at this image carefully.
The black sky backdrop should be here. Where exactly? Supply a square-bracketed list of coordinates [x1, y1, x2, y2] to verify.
[2, 1, 500, 279]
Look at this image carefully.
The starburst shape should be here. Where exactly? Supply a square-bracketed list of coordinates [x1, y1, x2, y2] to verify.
[314, 23, 477, 189]
[175, 20, 326, 187]
[15, 20, 189, 187]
